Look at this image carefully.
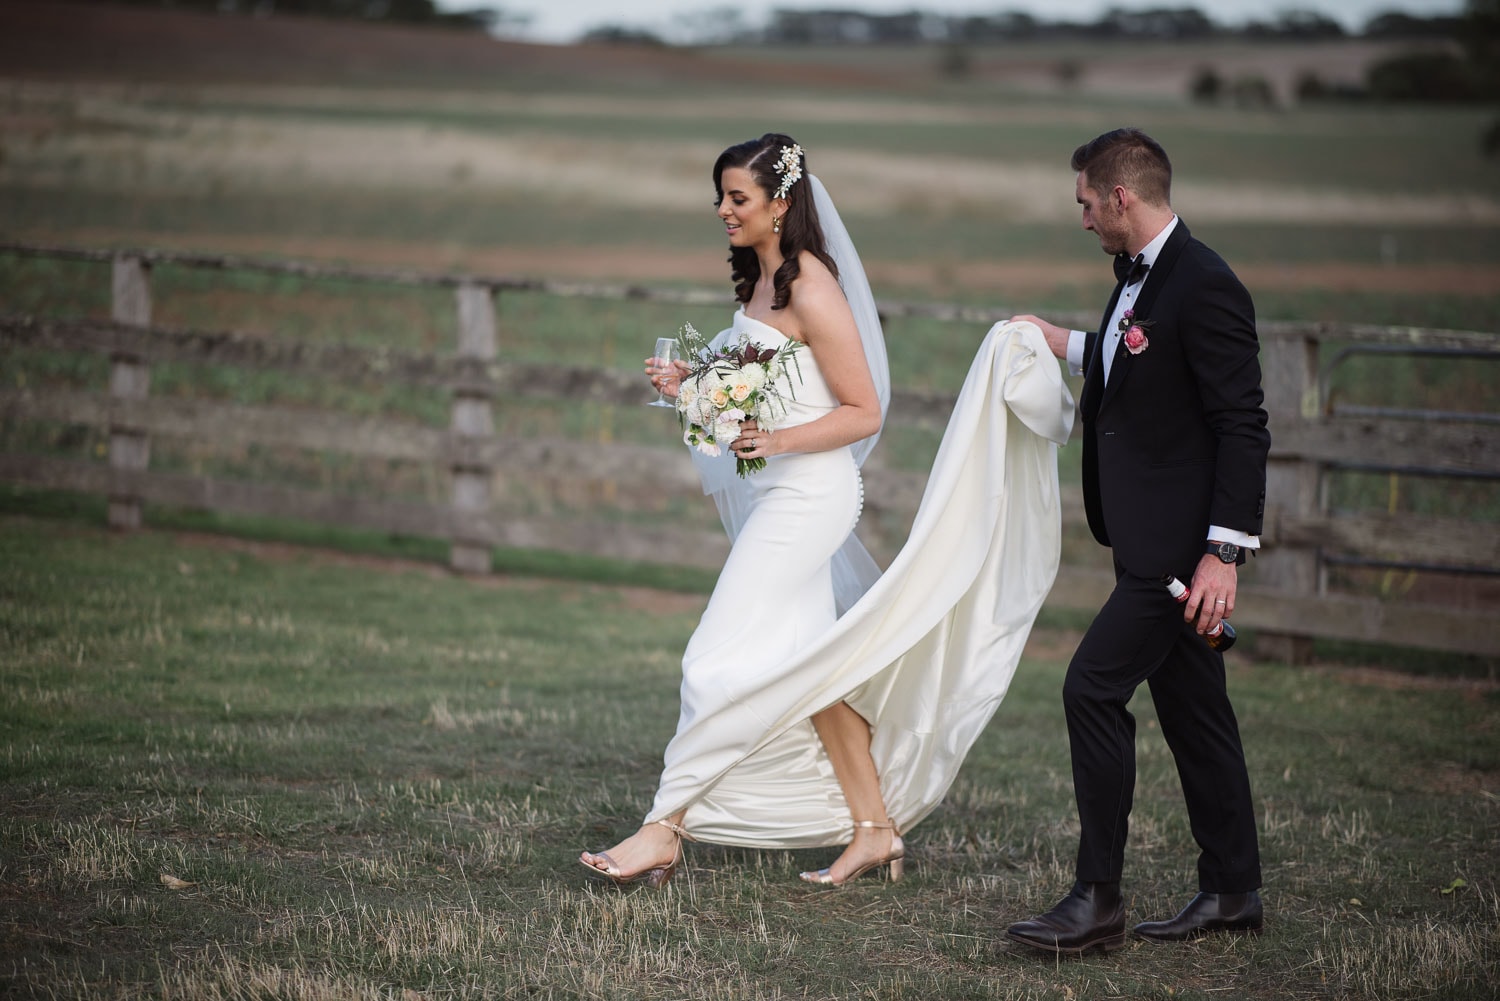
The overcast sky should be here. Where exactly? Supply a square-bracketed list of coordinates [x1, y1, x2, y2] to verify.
[474, 1, 1465, 44]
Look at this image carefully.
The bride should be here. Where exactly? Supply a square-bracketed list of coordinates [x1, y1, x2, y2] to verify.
[580, 133, 1075, 888]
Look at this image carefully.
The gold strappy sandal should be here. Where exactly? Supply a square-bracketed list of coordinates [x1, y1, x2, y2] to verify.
[799, 820, 905, 886]
[579, 819, 693, 888]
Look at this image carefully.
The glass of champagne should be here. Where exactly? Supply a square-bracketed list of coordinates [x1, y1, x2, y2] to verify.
[649, 336, 679, 408]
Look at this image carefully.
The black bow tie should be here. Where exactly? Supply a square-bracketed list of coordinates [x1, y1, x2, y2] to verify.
[1114, 253, 1150, 286]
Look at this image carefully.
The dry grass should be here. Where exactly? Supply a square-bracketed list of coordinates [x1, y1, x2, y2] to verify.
[4, 81, 1496, 230]
[1, 515, 1496, 999]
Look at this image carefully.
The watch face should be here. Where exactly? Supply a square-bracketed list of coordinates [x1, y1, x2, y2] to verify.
[1219, 543, 1240, 563]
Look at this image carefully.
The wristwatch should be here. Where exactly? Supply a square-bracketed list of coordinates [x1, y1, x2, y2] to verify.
[1207, 540, 1242, 565]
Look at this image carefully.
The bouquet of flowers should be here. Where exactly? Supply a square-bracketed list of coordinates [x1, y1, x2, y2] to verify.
[674, 321, 803, 477]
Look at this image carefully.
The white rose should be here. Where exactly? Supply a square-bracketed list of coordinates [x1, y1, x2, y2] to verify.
[715, 416, 744, 445]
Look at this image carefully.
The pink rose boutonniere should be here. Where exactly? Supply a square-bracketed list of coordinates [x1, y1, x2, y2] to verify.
[1118, 308, 1155, 355]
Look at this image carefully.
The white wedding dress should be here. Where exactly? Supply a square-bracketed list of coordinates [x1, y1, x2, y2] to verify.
[644, 311, 1075, 847]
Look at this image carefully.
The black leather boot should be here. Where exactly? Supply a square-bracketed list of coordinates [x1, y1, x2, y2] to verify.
[1132, 891, 1263, 942]
[1006, 881, 1127, 955]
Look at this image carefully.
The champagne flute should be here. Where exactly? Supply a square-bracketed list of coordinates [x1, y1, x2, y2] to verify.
[648, 336, 679, 408]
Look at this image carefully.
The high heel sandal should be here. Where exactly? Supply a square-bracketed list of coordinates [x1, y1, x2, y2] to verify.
[799, 820, 905, 887]
[579, 819, 693, 888]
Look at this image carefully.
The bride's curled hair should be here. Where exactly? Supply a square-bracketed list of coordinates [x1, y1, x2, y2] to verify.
[714, 133, 838, 310]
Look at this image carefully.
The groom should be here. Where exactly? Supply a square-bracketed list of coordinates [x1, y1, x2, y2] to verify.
[1008, 128, 1271, 954]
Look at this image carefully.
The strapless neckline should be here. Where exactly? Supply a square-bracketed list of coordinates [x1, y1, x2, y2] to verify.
[735, 309, 801, 345]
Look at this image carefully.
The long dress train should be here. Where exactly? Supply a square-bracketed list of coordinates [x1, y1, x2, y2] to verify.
[646, 313, 1075, 848]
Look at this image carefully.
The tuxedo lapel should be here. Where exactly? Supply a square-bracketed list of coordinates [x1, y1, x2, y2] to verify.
[1082, 281, 1126, 420]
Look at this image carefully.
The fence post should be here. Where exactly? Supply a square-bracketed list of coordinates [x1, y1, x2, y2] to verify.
[450, 282, 497, 574]
[107, 253, 152, 531]
[1256, 331, 1321, 663]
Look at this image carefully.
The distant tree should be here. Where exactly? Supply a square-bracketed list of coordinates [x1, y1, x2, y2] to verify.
[1357, 1, 1498, 103]
[952, 12, 1038, 43]
[938, 43, 973, 81]
[1294, 71, 1371, 102]
[671, 7, 753, 45]
[1367, 51, 1483, 101]
[1188, 66, 1224, 103]
[1294, 70, 1328, 102]
[762, 9, 943, 45]
[1053, 59, 1083, 90]
[1363, 12, 1465, 37]
[580, 25, 666, 46]
[1461, 0, 1500, 96]
[1231, 74, 1278, 109]
[98, 0, 502, 30]
[1482, 117, 1500, 158]
[1244, 9, 1345, 39]
[1101, 7, 1215, 39]
[1283, 10, 1344, 39]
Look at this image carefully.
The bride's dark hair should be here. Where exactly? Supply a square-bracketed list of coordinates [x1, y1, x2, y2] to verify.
[713, 133, 838, 311]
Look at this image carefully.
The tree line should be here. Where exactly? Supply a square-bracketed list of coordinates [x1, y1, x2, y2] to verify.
[77, 0, 1500, 107]
[89, 2, 1473, 45]
[97, 0, 507, 33]
[586, 5, 1474, 47]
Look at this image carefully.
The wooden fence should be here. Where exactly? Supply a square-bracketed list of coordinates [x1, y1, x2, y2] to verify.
[2, 243, 1497, 660]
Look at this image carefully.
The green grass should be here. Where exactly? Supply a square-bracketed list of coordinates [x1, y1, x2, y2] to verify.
[1, 515, 1496, 999]
[0, 483, 720, 596]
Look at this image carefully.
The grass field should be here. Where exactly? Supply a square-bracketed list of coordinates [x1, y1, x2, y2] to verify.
[1, 516, 1496, 1000]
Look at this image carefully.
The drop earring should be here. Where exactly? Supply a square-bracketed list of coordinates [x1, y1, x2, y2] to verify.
[772, 216, 781, 234]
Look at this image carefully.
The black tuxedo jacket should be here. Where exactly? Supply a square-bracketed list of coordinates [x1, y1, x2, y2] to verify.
[1080, 220, 1270, 578]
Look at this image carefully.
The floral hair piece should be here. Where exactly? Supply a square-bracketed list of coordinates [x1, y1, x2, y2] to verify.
[772, 143, 804, 200]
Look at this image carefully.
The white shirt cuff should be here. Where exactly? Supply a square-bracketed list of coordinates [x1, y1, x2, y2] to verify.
[1209, 526, 1260, 549]
[1066, 330, 1086, 376]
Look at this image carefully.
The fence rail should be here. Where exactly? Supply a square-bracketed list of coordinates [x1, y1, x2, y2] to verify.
[2, 243, 1497, 659]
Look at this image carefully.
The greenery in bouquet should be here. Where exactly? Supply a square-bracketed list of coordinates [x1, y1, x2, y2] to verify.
[674, 322, 803, 477]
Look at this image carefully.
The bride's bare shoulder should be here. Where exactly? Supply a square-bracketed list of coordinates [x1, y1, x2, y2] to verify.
[793, 250, 839, 287]
[788, 253, 855, 334]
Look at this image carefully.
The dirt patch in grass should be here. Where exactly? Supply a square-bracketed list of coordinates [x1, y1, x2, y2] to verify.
[1321, 664, 1500, 695]
[165, 528, 711, 616]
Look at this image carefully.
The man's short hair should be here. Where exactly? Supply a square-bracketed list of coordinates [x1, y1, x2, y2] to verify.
[1071, 128, 1172, 206]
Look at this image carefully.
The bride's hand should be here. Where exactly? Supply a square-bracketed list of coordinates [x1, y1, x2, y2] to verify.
[644, 358, 690, 400]
[734, 420, 775, 459]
